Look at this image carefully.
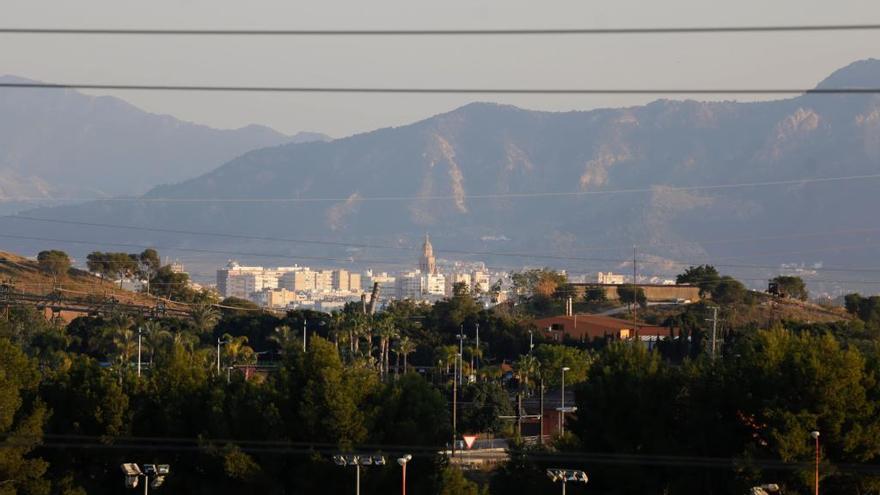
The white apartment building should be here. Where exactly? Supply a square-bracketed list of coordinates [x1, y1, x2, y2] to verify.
[217, 262, 275, 299]
[279, 269, 316, 292]
[424, 273, 446, 296]
[395, 270, 446, 299]
[472, 270, 490, 294]
[396, 270, 424, 299]
[597, 272, 626, 285]
[363, 270, 396, 292]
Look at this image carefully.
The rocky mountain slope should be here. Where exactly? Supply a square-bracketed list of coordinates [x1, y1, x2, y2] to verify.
[5, 60, 880, 293]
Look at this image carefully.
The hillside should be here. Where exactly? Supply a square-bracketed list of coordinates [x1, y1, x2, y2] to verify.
[0, 250, 181, 310]
[0, 75, 328, 211]
[5, 60, 880, 295]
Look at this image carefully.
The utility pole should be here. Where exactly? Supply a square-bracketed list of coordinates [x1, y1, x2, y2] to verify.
[706, 307, 720, 359]
[474, 323, 480, 372]
[539, 379, 545, 446]
[452, 354, 458, 459]
[632, 245, 638, 340]
[518, 392, 523, 437]
[137, 327, 143, 377]
[303, 319, 307, 353]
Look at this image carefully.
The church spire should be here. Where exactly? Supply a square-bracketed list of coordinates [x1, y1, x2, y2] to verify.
[419, 233, 437, 274]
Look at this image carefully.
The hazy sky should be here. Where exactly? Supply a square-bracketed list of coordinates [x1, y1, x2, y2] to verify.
[1, 0, 878, 137]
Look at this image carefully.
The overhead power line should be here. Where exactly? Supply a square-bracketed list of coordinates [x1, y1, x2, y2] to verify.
[2, 23, 880, 36]
[4, 173, 879, 204]
[2, 81, 880, 95]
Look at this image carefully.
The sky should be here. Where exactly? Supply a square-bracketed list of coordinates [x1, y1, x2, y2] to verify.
[1, 0, 879, 137]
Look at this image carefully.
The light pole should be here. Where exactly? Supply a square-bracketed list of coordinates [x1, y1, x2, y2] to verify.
[137, 327, 144, 377]
[216, 337, 229, 374]
[560, 366, 570, 436]
[333, 455, 385, 495]
[397, 455, 412, 495]
[227, 365, 234, 384]
[546, 468, 588, 495]
[456, 331, 467, 386]
[473, 323, 479, 373]
[121, 463, 170, 495]
[811, 430, 820, 495]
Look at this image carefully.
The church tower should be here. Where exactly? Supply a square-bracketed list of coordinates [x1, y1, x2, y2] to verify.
[419, 234, 437, 275]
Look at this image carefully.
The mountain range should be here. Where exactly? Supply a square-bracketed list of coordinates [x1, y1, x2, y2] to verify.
[0, 75, 327, 211]
[4, 60, 880, 293]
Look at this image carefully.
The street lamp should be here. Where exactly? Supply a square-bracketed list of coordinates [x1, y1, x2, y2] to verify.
[546, 468, 588, 495]
[333, 454, 386, 495]
[121, 463, 170, 494]
[811, 430, 820, 495]
[559, 367, 570, 436]
[456, 331, 467, 386]
[137, 327, 144, 377]
[216, 337, 229, 373]
[397, 455, 412, 495]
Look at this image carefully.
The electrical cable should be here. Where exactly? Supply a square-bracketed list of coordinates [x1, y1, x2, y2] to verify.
[2, 23, 880, 36]
[3, 81, 880, 95]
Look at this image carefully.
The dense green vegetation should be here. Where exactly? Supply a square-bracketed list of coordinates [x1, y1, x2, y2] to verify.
[0, 259, 879, 494]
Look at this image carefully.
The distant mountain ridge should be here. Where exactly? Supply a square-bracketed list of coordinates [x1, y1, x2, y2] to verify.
[6, 60, 880, 294]
[0, 75, 328, 208]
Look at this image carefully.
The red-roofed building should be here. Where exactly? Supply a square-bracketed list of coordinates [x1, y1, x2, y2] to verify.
[534, 314, 671, 345]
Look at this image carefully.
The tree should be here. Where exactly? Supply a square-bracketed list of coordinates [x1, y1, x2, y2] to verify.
[844, 293, 880, 328]
[138, 248, 161, 280]
[534, 344, 592, 389]
[437, 465, 483, 495]
[553, 283, 578, 302]
[583, 285, 607, 303]
[86, 251, 139, 282]
[770, 275, 808, 301]
[460, 382, 515, 434]
[676, 265, 721, 298]
[189, 302, 220, 334]
[617, 284, 646, 308]
[298, 337, 373, 447]
[395, 336, 416, 374]
[713, 276, 748, 305]
[514, 354, 541, 395]
[0, 338, 49, 495]
[36, 250, 71, 281]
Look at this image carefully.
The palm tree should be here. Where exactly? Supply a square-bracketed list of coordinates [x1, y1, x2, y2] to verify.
[514, 354, 541, 396]
[437, 345, 458, 375]
[396, 336, 416, 374]
[141, 320, 172, 366]
[268, 325, 297, 354]
[189, 302, 220, 334]
[373, 316, 398, 379]
[223, 334, 256, 366]
[328, 311, 346, 350]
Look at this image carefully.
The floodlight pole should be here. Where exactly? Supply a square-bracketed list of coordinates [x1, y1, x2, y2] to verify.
[810, 430, 819, 495]
[137, 327, 143, 377]
[452, 353, 458, 459]
[560, 367, 570, 436]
